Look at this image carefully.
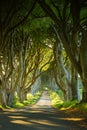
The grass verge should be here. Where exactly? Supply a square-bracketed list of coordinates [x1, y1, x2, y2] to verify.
[50, 91, 87, 112]
[12, 91, 42, 108]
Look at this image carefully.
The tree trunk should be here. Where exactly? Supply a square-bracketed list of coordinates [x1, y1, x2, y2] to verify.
[71, 65, 78, 100]
[6, 91, 15, 106]
[82, 81, 87, 102]
[66, 82, 72, 100]
[18, 89, 27, 102]
[0, 90, 3, 105]
[80, 30, 87, 102]
[0, 89, 7, 107]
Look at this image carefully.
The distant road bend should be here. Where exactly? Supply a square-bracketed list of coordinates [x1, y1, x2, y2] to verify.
[0, 91, 87, 130]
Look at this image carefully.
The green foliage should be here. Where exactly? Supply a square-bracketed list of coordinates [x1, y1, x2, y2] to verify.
[50, 91, 78, 109]
[0, 105, 12, 109]
[80, 8, 87, 19]
[30, 17, 52, 31]
[56, 89, 64, 100]
[61, 101, 87, 112]
[13, 102, 24, 108]
[12, 91, 41, 108]
[39, 47, 53, 72]
[50, 91, 87, 112]
[26, 91, 42, 105]
[74, 103, 87, 112]
[0, 105, 3, 110]
[50, 90, 63, 108]
[12, 93, 24, 108]
[30, 17, 52, 43]
[61, 100, 78, 109]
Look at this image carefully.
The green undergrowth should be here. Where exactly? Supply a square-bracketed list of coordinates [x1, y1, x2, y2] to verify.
[60, 101, 87, 112]
[0, 105, 3, 110]
[50, 91, 87, 112]
[60, 100, 78, 110]
[13, 102, 24, 108]
[74, 103, 87, 112]
[50, 91, 63, 108]
[12, 91, 42, 108]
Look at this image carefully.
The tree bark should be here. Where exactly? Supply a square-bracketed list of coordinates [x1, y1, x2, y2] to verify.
[80, 30, 87, 102]
[71, 65, 78, 100]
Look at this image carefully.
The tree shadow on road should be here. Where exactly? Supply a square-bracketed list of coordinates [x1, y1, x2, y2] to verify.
[0, 107, 87, 130]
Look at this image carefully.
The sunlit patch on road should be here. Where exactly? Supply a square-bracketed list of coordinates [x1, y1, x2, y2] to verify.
[29, 119, 63, 127]
[0, 91, 87, 130]
[58, 117, 84, 121]
[8, 116, 26, 119]
[11, 120, 32, 125]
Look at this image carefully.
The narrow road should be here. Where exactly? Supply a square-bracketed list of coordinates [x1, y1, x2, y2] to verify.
[0, 91, 87, 130]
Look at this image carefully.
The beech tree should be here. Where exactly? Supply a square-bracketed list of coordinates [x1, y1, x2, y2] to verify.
[36, 0, 87, 102]
[0, 0, 87, 107]
[0, 1, 54, 106]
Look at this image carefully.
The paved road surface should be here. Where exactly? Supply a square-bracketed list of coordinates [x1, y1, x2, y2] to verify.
[0, 91, 87, 130]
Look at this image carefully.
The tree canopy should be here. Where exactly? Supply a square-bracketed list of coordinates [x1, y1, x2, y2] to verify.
[0, 0, 87, 107]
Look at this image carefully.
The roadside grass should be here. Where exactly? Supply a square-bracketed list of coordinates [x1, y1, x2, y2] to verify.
[50, 91, 87, 112]
[50, 91, 63, 108]
[74, 103, 87, 112]
[0, 105, 3, 110]
[12, 91, 42, 108]
[12, 102, 24, 108]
